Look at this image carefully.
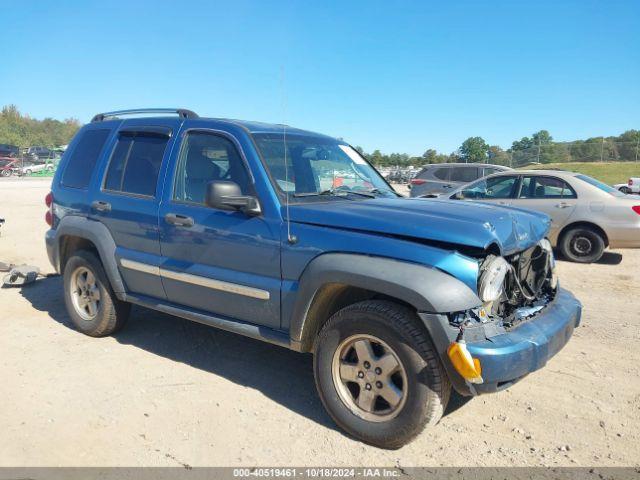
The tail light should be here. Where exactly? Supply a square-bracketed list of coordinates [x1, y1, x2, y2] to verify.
[632, 206, 640, 216]
[45, 192, 53, 226]
[410, 178, 426, 185]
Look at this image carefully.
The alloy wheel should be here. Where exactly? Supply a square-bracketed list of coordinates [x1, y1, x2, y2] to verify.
[70, 266, 101, 321]
[331, 334, 408, 422]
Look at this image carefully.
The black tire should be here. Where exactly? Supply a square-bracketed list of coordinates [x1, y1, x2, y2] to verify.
[559, 226, 605, 263]
[314, 300, 451, 449]
[63, 250, 130, 337]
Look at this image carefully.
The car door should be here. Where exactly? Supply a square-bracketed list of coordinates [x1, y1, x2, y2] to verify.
[429, 167, 457, 194]
[410, 167, 451, 196]
[158, 127, 281, 329]
[89, 120, 180, 300]
[511, 175, 577, 238]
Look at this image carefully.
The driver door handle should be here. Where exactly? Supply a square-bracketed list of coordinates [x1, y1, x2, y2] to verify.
[165, 213, 194, 227]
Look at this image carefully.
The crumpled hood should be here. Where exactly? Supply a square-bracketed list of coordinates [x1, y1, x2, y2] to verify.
[287, 197, 551, 256]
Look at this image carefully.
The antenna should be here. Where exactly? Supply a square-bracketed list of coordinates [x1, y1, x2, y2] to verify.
[281, 66, 296, 244]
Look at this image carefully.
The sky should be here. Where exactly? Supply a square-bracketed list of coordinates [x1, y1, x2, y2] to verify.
[1, 0, 638, 155]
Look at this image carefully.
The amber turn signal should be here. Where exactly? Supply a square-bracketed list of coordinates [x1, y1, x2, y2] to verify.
[447, 341, 483, 384]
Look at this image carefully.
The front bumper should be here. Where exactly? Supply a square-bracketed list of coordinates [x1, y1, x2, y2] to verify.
[466, 288, 581, 394]
[419, 287, 582, 396]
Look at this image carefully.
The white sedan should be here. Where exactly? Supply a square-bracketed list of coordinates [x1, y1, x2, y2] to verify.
[13, 162, 54, 176]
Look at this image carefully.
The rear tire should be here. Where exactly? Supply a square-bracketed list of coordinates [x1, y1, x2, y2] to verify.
[63, 250, 130, 337]
[314, 300, 450, 449]
[559, 227, 605, 263]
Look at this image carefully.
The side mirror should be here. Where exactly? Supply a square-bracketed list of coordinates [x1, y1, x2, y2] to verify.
[205, 181, 261, 215]
[452, 191, 464, 200]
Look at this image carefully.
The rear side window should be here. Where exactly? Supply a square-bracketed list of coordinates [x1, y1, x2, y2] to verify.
[432, 168, 450, 181]
[61, 129, 110, 189]
[450, 166, 479, 182]
[104, 132, 169, 197]
[519, 176, 577, 199]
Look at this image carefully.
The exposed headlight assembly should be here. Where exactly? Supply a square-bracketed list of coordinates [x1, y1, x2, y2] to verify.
[539, 238, 558, 289]
[478, 255, 509, 302]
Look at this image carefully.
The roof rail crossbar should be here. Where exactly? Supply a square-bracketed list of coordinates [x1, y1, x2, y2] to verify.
[91, 108, 198, 122]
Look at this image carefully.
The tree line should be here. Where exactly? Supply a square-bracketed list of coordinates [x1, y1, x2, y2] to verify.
[357, 129, 640, 168]
[1, 104, 638, 167]
[0, 105, 80, 149]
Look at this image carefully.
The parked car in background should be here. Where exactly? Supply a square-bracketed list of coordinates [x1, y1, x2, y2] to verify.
[0, 158, 18, 176]
[44, 108, 581, 449]
[24, 146, 56, 160]
[0, 144, 20, 158]
[614, 178, 640, 194]
[386, 168, 417, 184]
[435, 170, 640, 263]
[14, 161, 54, 176]
[409, 163, 512, 197]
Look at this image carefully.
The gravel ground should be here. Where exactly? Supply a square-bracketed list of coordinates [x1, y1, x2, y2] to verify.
[0, 178, 638, 467]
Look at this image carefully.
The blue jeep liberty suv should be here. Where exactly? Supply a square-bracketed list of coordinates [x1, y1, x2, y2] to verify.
[45, 108, 582, 449]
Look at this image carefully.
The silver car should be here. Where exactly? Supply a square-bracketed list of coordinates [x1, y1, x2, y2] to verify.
[439, 170, 640, 263]
[409, 163, 512, 197]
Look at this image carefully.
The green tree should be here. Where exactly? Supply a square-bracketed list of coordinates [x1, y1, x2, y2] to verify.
[488, 145, 511, 166]
[0, 104, 80, 149]
[614, 130, 640, 161]
[532, 130, 553, 146]
[459, 136, 489, 163]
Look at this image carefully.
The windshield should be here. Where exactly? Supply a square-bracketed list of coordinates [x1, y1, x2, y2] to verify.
[576, 174, 624, 197]
[253, 133, 396, 200]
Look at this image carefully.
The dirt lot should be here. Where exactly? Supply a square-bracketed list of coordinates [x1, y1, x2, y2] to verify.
[1, 178, 639, 467]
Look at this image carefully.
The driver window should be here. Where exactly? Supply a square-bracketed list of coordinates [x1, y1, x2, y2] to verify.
[460, 176, 517, 199]
[173, 132, 251, 204]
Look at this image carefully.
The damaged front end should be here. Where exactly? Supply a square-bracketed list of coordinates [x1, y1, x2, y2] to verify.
[445, 239, 562, 386]
[482, 238, 558, 326]
[452, 239, 558, 331]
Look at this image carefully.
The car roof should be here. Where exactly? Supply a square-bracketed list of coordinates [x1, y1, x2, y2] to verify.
[490, 169, 581, 178]
[424, 163, 511, 169]
[97, 116, 336, 140]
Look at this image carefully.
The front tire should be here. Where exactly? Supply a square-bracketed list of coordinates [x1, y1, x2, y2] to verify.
[314, 300, 450, 449]
[63, 250, 130, 337]
[559, 226, 605, 263]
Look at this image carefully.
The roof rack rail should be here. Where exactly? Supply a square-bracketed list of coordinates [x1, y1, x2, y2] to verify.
[91, 108, 198, 123]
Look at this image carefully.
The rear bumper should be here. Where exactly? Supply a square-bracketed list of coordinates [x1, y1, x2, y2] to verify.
[466, 288, 581, 394]
[607, 228, 640, 249]
[420, 288, 582, 396]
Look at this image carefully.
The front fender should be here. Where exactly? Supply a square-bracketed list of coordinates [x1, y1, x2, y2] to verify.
[289, 253, 481, 351]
